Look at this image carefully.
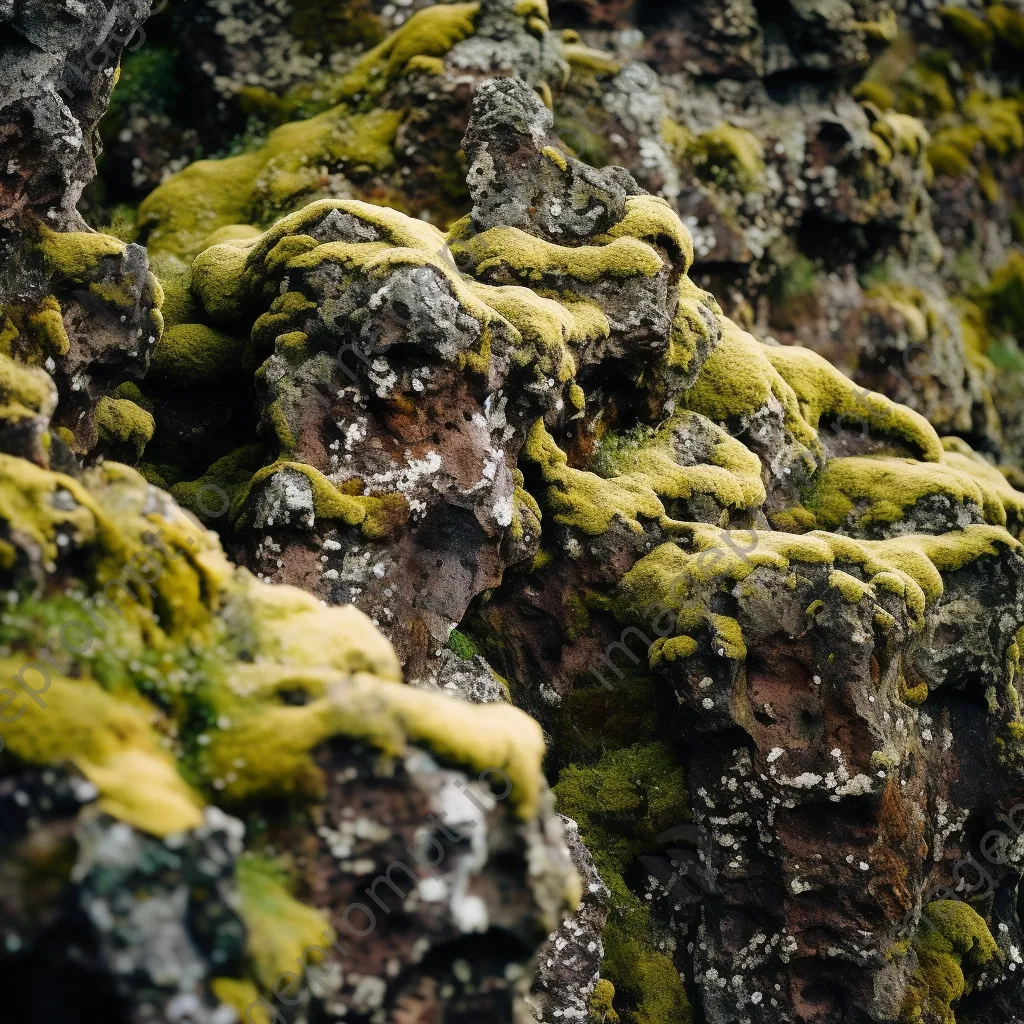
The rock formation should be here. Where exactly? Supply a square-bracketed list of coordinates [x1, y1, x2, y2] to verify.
[3, 1, 1024, 1023]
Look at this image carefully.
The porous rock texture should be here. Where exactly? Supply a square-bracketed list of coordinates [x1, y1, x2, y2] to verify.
[6, 2, 1024, 1024]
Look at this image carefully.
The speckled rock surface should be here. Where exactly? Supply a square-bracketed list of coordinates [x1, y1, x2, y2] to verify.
[0, 1, 163, 461]
[8, 2, 1024, 1023]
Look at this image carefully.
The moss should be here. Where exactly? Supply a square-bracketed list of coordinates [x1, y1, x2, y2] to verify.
[235, 855, 332, 989]
[564, 43, 623, 77]
[27, 298, 70, 357]
[871, 111, 931, 161]
[456, 226, 665, 283]
[894, 57, 957, 117]
[150, 322, 247, 386]
[854, 80, 896, 110]
[36, 227, 126, 281]
[404, 53, 446, 76]
[447, 627, 480, 660]
[524, 412, 764, 537]
[987, 3, 1024, 49]
[0, 352, 56, 438]
[95, 396, 156, 461]
[902, 901, 999, 1024]
[210, 979, 266, 1024]
[616, 522, 1021, 646]
[589, 978, 620, 1022]
[138, 108, 404, 258]
[963, 91, 1024, 155]
[288, 0, 386, 54]
[199, 662, 547, 819]
[602, 925, 692, 1024]
[978, 250, 1024, 335]
[796, 449, 1024, 534]
[685, 321, 942, 461]
[555, 742, 691, 1024]
[0, 454, 555, 844]
[771, 253, 819, 309]
[230, 460, 409, 540]
[939, 7, 994, 53]
[96, 203, 140, 244]
[335, 3, 478, 102]
[765, 343, 943, 460]
[684, 122, 764, 189]
[597, 195, 697, 272]
[170, 445, 268, 523]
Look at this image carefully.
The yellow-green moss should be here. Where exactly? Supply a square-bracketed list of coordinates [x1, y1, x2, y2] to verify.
[0, 352, 56, 435]
[563, 43, 622, 77]
[684, 322, 942, 461]
[235, 855, 332, 989]
[138, 108, 404, 258]
[336, 2, 478, 101]
[36, 227, 126, 282]
[524, 413, 764, 538]
[988, 3, 1024, 48]
[228, 460, 408, 540]
[854, 80, 897, 110]
[200, 662, 547, 819]
[766, 342, 943, 460]
[902, 901, 999, 1024]
[616, 522, 1021, 646]
[683, 122, 764, 189]
[27, 298, 70, 357]
[963, 90, 1024, 155]
[589, 978, 620, 1022]
[977, 250, 1024, 336]
[940, 6, 994, 52]
[796, 448, 1024, 534]
[871, 111, 931, 161]
[456, 225, 665, 283]
[0, 453, 555, 849]
[0, 657, 205, 836]
[554, 742, 691, 1024]
[150, 322, 247, 385]
[95, 396, 156, 461]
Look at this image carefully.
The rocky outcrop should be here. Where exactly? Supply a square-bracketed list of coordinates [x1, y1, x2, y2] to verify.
[0, 1, 163, 460]
[6, 2, 1024, 1023]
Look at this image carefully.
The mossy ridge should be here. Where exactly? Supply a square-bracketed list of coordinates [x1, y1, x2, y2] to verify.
[796, 445, 1024, 535]
[615, 522, 1021, 648]
[36, 225, 128, 281]
[333, 2, 479, 104]
[182, 193, 717, 441]
[456, 225, 666, 283]
[0, 454, 551, 826]
[138, 108, 404, 259]
[135, 0, 565, 259]
[523, 414, 765, 539]
[682, 321, 942, 461]
[764, 343, 943, 461]
[901, 900, 1000, 1023]
[554, 742, 692, 1024]
[196, 661, 547, 820]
